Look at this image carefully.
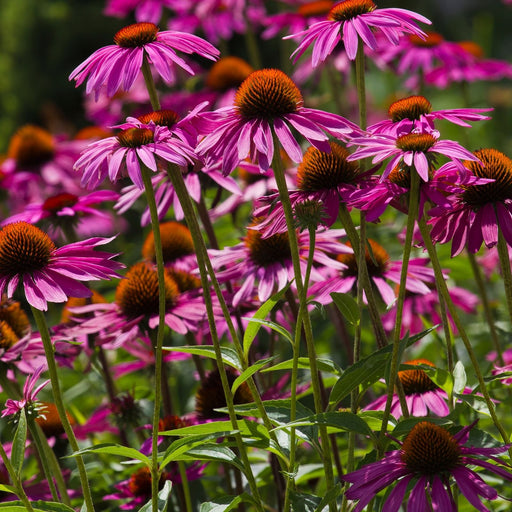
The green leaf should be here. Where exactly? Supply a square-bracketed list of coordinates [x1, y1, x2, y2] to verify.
[162, 419, 269, 441]
[0, 484, 16, 494]
[0, 501, 75, 512]
[177, 445, 245, 472]
[329, 327, 436, 408]
[330, 292, 360, 326]
[452, 361, 467, 394]
[274, 411, 374, 440]
[161, 433, 235, 467]
[232, 357, 275, 394]
[12, 408, 27, 478]
[163, 346, 241, 370]
[392, 417, 453, 438]
[314, 483, 343, 512]
[242, 284, 290, 357]
[262, 357, 342, 375]
[70, 443, 151, 466]
[455, 393, 490, 416]
[289, 491, 321, 512]
[241, 318, 293, 345]
[139, 481, 172, 512]
[200, 493, 255, 512]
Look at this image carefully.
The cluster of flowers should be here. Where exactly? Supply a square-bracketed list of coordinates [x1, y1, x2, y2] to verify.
[1, 0, 512, 510]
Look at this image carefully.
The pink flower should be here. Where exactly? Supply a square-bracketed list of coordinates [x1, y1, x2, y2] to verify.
[209, 219, 349, 307]
[2, 190, 120, 240]
[347, 130, 478, 182]
[254, 141, 366, 236]
[429, 148, 512, 256]
[367, 95, 492, 137]
[67, 262, 207, 348]
[287, 0, 430, 63]
[196, 68, 361, 176]
[73, 117, 195, 190]
[309, 240, 435, 306]
[69, 22, 219, 100]
[342, 420, 512, 512]
[2, 366, 49, 418]
[424, 41, 512, 88]
[364, 359, 451, 418]
[348, 160, 491, 222]
[104, 0, 179, 24]
[0, 222, 123, 311]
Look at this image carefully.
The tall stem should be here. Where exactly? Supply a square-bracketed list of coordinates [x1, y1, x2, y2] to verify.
[354, 38, 367, 131]
[31, 306, 95, 512]
[417, 217, 511, 448]
[497, 227, 512, 325]
[141, 165, 168, 512]
[141, 56, 161, 111]
[337, 205, 388, 348]
[467, 251, 503, 364]
[283, 225, 317, 512]
[165, 164, 265, 511]
[270, 130, 336, 511]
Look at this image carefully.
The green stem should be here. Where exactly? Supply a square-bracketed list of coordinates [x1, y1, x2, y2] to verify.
[141, 165, 167, 512]
[165, 164, 265, 511]
[31, 306, 95, 512]
[283, 225, 317, 512]
[380, 171, 422, 437]
[141, 55, 161, 111]
[354, 38, 367, 131]
[497, 226, 512, 325]
[417, 217, 511, 448]
[0, 442, 35, 512]
[271, 130, 336, 511]
[177, 461, 193, 512]
[242, 14, 262, 69]
[467, 251, 503, 364]
[337, 205, 388, 348]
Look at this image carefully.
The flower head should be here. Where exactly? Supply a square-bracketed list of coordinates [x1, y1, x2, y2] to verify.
[347, 129, 478, 182]
[69, 22, 219, 100]
[197, 68, 360, 175]
[429, 148, 512, 255]
[287, 0, 430, 63]
[254, 141, 364, 236]
[342, 420, 512, 512]
[2, 366, 49, 419]
[364, 359, 451, 418]
[309, 240, 434, 306]
[367, 95, 492, 137]
[74, 117, 195, 190]
[0, 222, 123, 311]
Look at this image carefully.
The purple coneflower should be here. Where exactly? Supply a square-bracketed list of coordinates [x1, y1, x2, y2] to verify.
[424, 40, 512, 88]
[104, 0, 178, 24]
[68, 262, 206, 347]
[342, 420, 512, 512]
[364, 359, 451, 418]
[196, 68, 361, 176]
[254, 141, 365, 236]
[348, 160, 490, 222]
[69, 22, 219, 100]
[287, 0, 430, 63]
[1, 365, 49, 418]
[367, 95, 492, 137]
[2, 190, 119, 240]
[347, 129, 478, 182]
[309, 239, 435, 306]
[73, 116, 195, 190]
[429, 148, 512, 255]
[209, 218, 349, 307]
[0, 222, 123, 311]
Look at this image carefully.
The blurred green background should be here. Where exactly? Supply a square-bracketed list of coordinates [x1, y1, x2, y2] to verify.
[0, 0, 511, 152]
